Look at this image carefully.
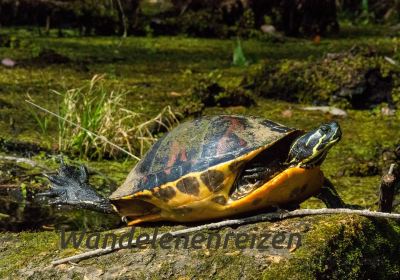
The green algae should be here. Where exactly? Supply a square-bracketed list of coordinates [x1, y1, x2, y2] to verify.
[263, 215, 400, 279]
[250, 49, 399, 108]
[0, 230, 59, 277]
[0, 25, 400, 278]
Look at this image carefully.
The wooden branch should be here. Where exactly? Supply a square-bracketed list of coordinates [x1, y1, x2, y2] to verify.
[0, 184, 19, 188]
[378, 164, 398, 212]
[0, 155, 50, 171]
[52, 208, 400, 266]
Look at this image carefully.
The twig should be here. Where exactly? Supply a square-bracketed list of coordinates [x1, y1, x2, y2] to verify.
[384, 56, 398, 66]
[52, 208, 400, 266]
[378, 164, 398, 212]
[0, 184, 19, 188]
[0, 155, 50, 171]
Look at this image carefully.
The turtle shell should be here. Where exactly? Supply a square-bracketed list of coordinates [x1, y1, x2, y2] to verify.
[110, 115, 299, 200]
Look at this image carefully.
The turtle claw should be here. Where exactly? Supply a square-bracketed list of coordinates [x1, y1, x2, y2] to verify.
[36, 190, 60, 198]
[78, 165, 89, 184]
[48, 197, 63, 206]
[40, 160, 114, 214]
[43, 173, 64, 187]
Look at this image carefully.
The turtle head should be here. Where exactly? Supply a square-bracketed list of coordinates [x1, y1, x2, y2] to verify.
[287, 121, 341, 168]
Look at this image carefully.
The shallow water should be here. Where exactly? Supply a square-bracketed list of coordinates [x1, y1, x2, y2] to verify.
[0, 177, 121, 232]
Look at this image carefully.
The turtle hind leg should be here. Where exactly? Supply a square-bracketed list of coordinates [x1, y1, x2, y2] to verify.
[39, 160, 115, 214]
[315, 178, 346, 208]
[127, 213, 163, 226]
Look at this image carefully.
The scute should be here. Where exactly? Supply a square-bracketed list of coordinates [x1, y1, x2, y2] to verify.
[110, 115, 297, 200]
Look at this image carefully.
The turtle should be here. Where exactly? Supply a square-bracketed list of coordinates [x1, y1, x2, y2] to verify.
[41, 115, 345, 226]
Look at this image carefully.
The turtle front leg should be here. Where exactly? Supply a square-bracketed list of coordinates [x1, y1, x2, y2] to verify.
[38, 160, 116, 214]
[315, 178, 346, 208]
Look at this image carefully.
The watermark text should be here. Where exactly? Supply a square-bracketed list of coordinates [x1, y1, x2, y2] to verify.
[60, 227, 302, 251]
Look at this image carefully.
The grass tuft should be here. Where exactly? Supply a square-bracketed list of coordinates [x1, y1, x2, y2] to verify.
[31, 75, 181, 160]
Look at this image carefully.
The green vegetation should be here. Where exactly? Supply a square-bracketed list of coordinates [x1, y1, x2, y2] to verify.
[29, 74, 180, 159]
[249, 48, 400, 108]
[264, 216, 400, 279]
[233, 38, 249, 67]
[0, 24, 399, 277]
[0, 25, 399, 207]
[1, 215, 399, 278]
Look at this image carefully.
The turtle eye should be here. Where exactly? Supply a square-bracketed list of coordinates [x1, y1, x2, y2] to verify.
[320, 126, 330, 133]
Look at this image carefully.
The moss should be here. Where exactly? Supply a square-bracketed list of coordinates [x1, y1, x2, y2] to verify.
[263, 215, 400, 279]
[2, 215, 400, 278]
[0, 26, 400, 278]
[178, 71, 255, 116]
[250, 48, 399, 108]
[0, 231, 59, 277]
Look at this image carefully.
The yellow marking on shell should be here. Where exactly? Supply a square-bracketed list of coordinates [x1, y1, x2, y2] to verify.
[115, 138, 303, 221]
[119, 143, 271, 209]
[151, 167, 324, 223]
[149, 163, 235, 209]
[120, 189, 153, 200]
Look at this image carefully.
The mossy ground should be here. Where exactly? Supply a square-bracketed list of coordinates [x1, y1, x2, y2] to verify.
[1, 215, 399, 279]
[265, 216, 400, 279]
[0, 25, 400, 278]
